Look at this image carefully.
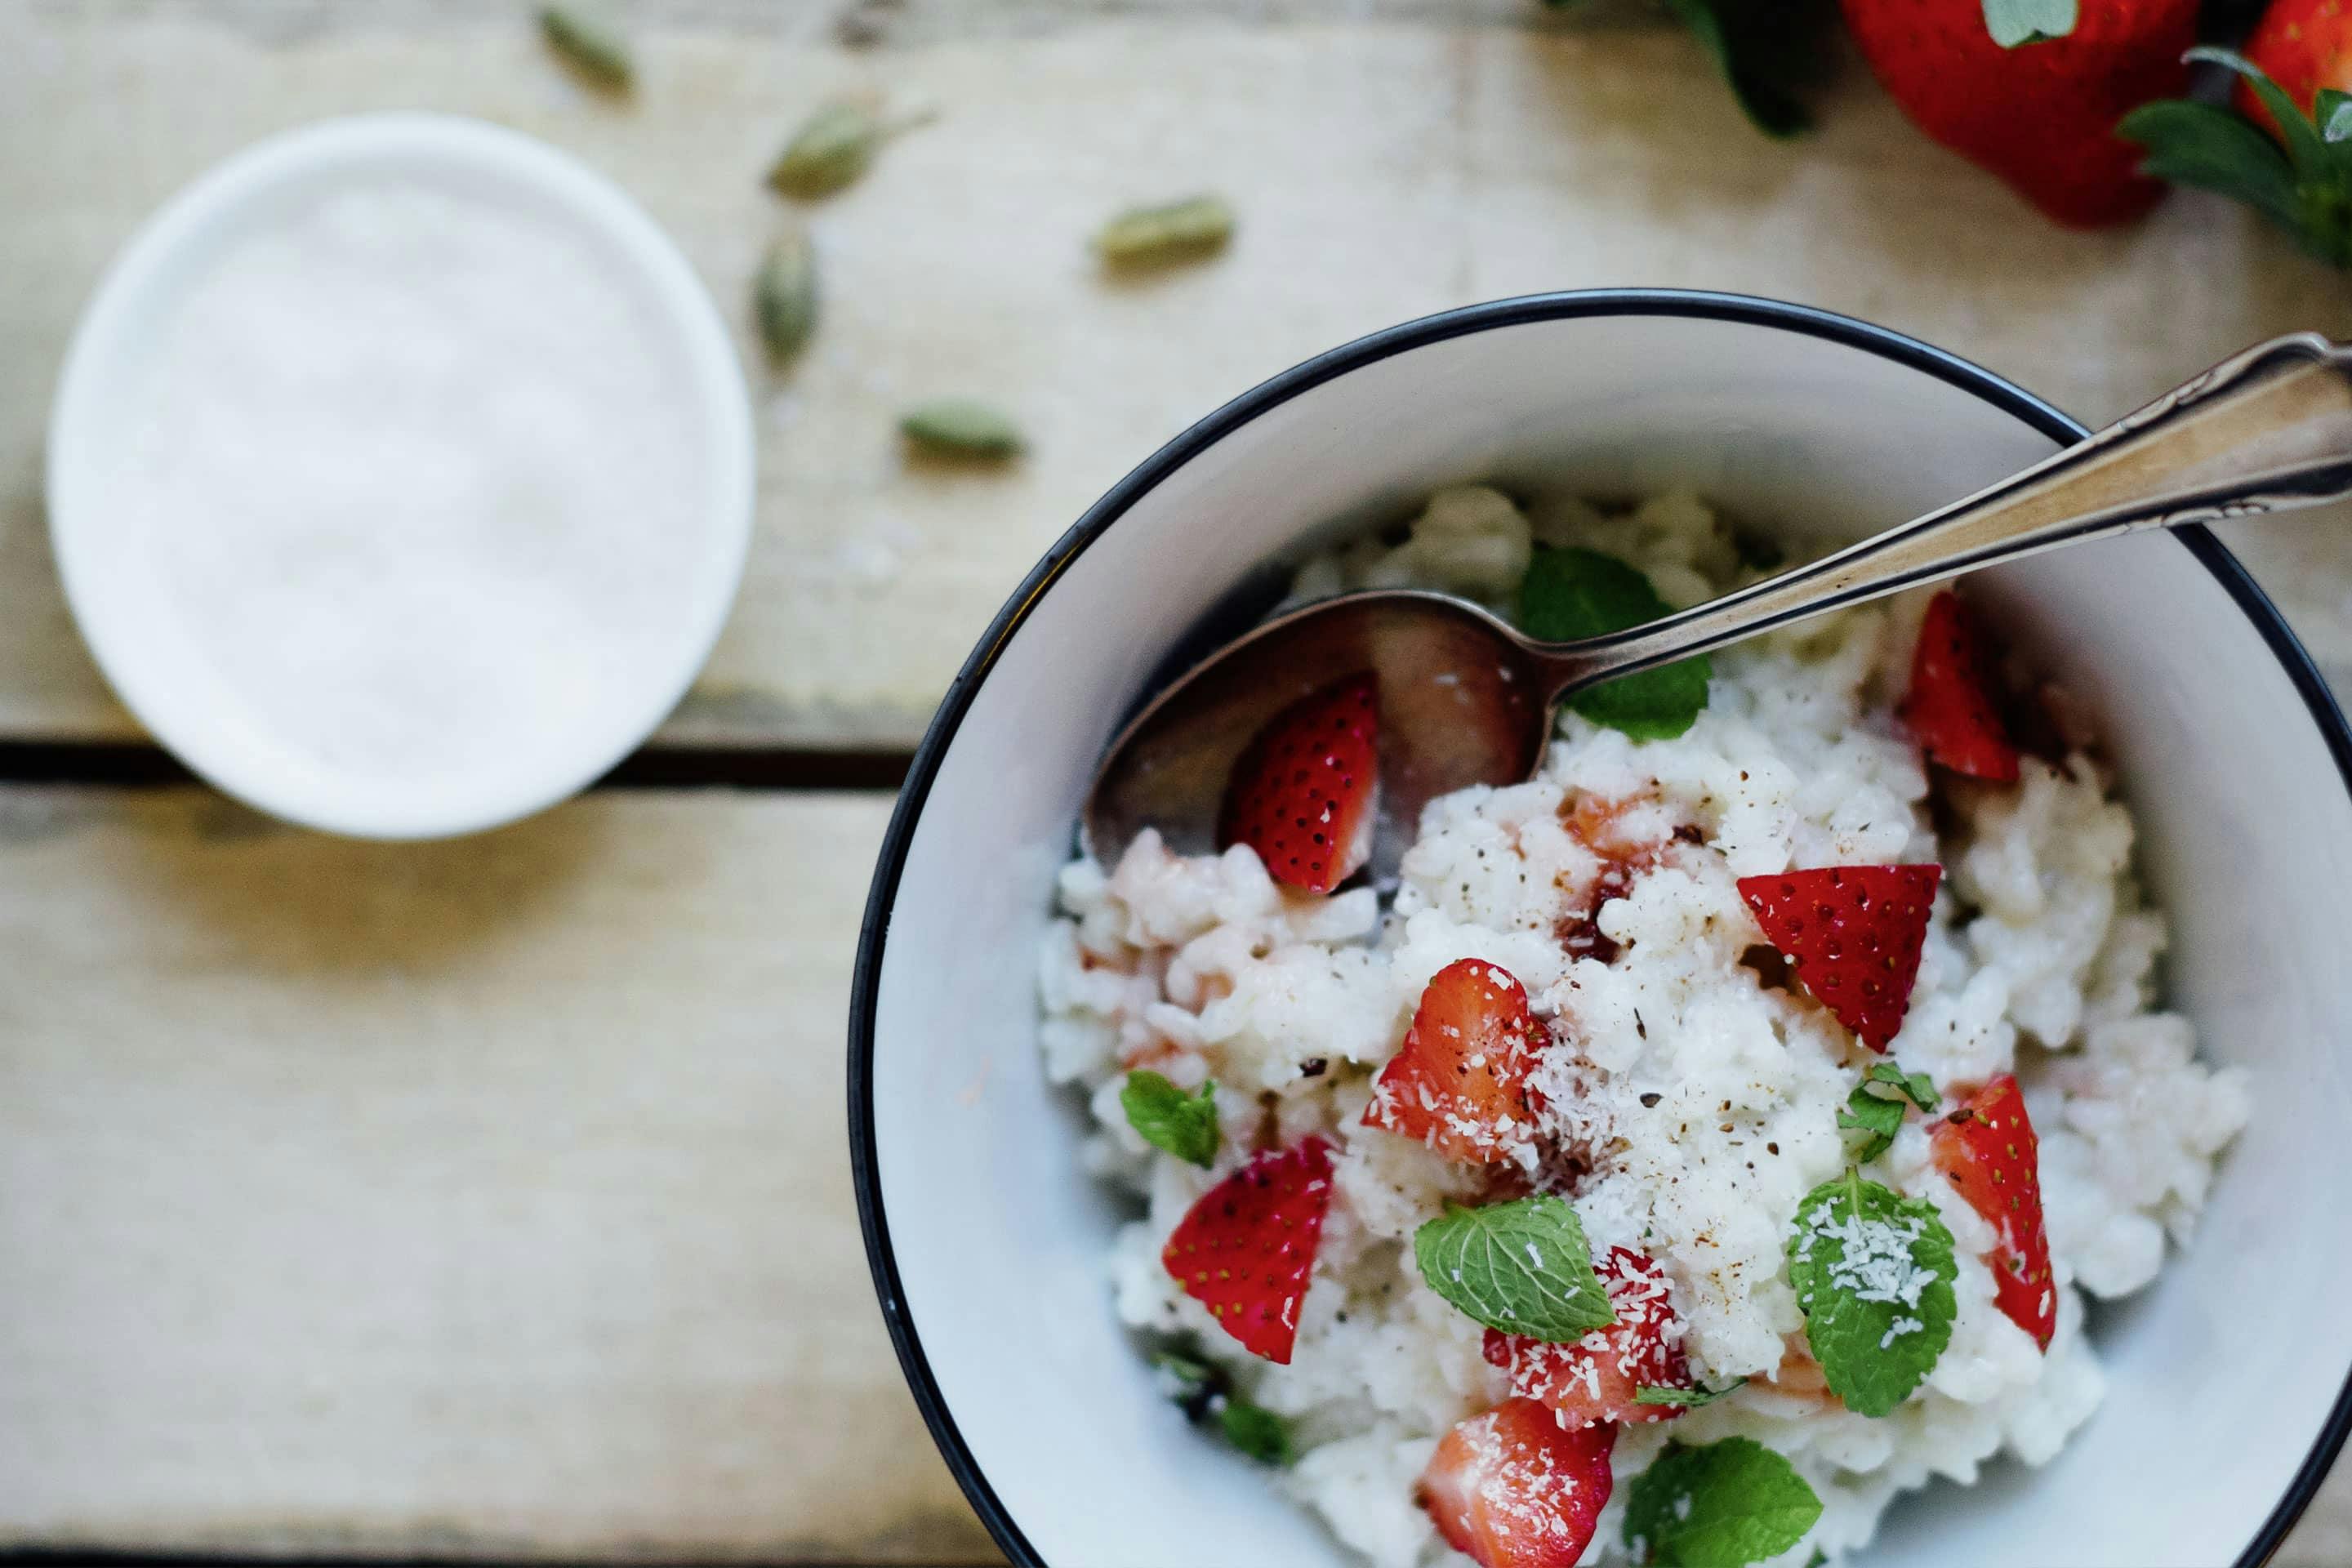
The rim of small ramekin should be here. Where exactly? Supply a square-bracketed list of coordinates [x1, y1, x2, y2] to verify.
[848, 288, 2352, 1568]
[44, 111, 755, 840]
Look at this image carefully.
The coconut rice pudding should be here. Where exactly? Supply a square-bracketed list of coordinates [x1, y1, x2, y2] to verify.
[1038, 487, 2247, 1568]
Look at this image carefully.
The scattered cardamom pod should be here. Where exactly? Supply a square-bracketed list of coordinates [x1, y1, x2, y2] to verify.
[754, 231, 818, 362]
[538, 6, 634, 94]
[768, 100, 884, 199]
[1094, 195, 1236, 267]
[901, 399, 1024, 459]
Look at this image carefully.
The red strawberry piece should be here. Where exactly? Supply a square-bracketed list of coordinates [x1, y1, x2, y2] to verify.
[1218, 673, 1379, 895]
[1362, 959, 1548, 1164]
[1932, 1075, 2056, 1350]
[2238, 0, 2352, 136]
[1418, 1398, 1615, 1568]
[1482, 1248, 1691, 1429]
[1736, 865, 1942, 1052]
[1160, 1138, 1334, 1364]
[1900, 591, 2020, 782]
[1840, 0, 2196, 226]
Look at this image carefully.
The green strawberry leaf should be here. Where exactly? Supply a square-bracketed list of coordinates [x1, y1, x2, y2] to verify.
[1217, 1398, 1294, 1465]
[1785, 1173, 1958, 1418]
[2320, 87, 2352, 143]
[1521, 546, 1712, 741]
[1413, 1196, 1618, 1340]
[2120, 98, 2301, 227]
[1623, 1438, 1823, 1566]
[1658, 0, 1828, 140]
[1634, 1381, 1741, 1408]
[2191, 47, 2332, 177]
[1121, 1071, 1219, 1167]
[1982, 0, 2077, 47]
[2126, 51, 2352, 267]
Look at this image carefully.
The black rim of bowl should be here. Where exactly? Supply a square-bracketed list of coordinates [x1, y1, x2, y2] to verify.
[848, 287, 2352, 1568]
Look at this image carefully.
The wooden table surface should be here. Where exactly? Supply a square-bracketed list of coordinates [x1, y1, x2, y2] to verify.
[3, 2, 2350, 1563]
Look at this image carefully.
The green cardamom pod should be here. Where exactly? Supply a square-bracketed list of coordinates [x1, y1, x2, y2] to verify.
[768, 100, 884, 199]
[538, 6, 634, 93]
[1094, 195, 1235, 266]
[754, 232, 818, 362]
[901, 399, 1024, 459]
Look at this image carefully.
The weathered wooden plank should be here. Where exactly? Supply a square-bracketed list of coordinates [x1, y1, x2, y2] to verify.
[3, 10, 2350, 751]
[0, 787, 996, 1562]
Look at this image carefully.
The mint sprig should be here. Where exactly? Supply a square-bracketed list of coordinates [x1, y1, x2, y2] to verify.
[1121, 1070, 1218, 1167]
[1982, 0, 2076, 47]
[1634, 1381, 1741, 1409]
[1785, 1173, 1958, 1418]
[1149, 1345, 1294, 1466]
[1413, 1196, 1617, 1340]
[1623, 1437, 1823, 1566]
[1521, 546, 1711, 741]
[1837, 1062, 1939, 1162]
[2121, 48, 2352, 269]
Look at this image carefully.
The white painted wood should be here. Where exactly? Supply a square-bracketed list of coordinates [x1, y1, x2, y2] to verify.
[2, 8, 2350, 748]
[0, 788, 996, 1562]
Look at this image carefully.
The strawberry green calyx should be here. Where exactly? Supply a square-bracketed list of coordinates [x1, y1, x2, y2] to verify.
[2121, 47, 2352, 268]
[1544, 0, 1831, 138]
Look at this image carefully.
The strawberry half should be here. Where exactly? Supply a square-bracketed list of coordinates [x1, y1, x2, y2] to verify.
[1900, 592, 2020, 782]
[1362, 958, 1548, 1165]
[1419, 1398, 1615, 1568]
[1218, 674, 1379, 895]
[1482, 1248, 1691, 1429]
[1160, 1138, 1334, 1364]
[1736, 865, 1942, 1052]
[1931, 1075, 2056, 1350]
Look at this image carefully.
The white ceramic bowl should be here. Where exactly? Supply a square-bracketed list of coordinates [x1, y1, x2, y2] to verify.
[852, 292, 2352, 1567]
[47, 114, 754, 840]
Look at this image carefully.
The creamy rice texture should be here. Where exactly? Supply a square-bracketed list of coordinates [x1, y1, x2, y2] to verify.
[1039, 488, 2248, 1566]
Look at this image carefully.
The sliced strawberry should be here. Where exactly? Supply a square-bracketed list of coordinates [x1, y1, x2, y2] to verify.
[1418, 1397, 1615, 1568]
[1900, 591, 2020, 782]
[1362, 958, 1548, 1164]
[1218, 674, 1379, 894]
[1931, 1075, 2056, 1350]
[1736, 865, 1941, 1052]
[1482, 1248, 1690, 1429]
[1160, 1138, 1334, 1363]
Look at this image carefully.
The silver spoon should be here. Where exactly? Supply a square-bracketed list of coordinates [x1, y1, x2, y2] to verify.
[1085, 332, 2352, 880]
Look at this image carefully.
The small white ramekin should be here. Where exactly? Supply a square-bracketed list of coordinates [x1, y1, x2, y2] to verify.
[47, 113, 754, 840]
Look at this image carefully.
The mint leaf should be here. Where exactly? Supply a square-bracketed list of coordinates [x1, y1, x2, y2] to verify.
[1121, 1071, 1218, 1166]
[1836, 1094, 1904, 1162]
[1864, 1062, 1938, 1111]
[1521, 546, 1711, 741]
[1838, 1065, 1938, 1162]
[1151, 1343, 1293, 1465]
[1982, 0, 2076, 47]
[1635, 1381, 1740, 1409]
[1786, 1174, 1958, 1418]
[1217, 1398, 1294, 1465]
[1623, 1438, 1823, 1566]
[1658, 0, 1828, 139]
[1414, 1196, 1617, 1339]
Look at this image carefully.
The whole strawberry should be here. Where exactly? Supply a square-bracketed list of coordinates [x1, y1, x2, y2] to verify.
[2235, 0, 2352, 133]
[1842, 0, 2198, 225]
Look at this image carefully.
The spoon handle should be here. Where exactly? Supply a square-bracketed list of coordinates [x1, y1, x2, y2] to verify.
[1540, 332, 2352, 695]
